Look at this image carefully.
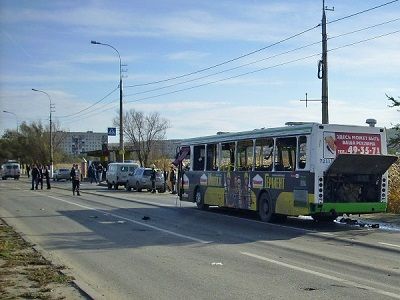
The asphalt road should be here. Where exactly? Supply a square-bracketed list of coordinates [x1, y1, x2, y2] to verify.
[1, 178, 400, 299]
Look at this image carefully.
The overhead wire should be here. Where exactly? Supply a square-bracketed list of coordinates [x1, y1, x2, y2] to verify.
[123, 17, 399, 97]
[125, 0, 399, 89]
[57, 86, 118, 118]
[328, 0, 398, 24]
[123, 29, 399, 104]
[57, 0, 400, 121]
[125, 26, 320, 88]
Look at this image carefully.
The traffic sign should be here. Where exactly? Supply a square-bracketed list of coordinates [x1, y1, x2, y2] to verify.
[107, 127, 116, 136]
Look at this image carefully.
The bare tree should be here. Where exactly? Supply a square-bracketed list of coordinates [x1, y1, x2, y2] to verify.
[114, 110, 170, 166]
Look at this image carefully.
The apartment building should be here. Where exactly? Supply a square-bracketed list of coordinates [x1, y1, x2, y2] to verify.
[57, 131, 108, 155]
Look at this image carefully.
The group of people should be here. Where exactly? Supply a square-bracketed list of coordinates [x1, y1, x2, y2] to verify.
[29, 164, 51, 190]
[28, 161, 178, 196]
[87, 163, 104, 184]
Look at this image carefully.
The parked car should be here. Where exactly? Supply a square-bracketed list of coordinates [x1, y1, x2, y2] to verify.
[126, 167, 165, 193]
[53, 168, 71, 181]
[0, 161, 20, 180]
[106, 162, 139, 190]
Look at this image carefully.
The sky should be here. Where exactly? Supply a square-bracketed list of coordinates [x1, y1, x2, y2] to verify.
[0, 0, 399, 143]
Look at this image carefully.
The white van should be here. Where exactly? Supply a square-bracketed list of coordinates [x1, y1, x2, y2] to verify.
[106, 162, 139, 190]
[1, 161, 21, 180]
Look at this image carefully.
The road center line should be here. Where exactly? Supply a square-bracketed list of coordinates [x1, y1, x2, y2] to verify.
[240, 251, 400, 299]
[47, 195, 212, 244]
[379, 242, 400, 249]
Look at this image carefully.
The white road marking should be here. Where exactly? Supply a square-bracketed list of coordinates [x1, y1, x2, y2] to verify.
[379, 242, 400, 249]
[241, 251, 400, 299]
[47, 195, 212, 244]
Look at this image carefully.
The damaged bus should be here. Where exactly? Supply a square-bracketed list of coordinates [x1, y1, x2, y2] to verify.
[174, 122, 397, 222]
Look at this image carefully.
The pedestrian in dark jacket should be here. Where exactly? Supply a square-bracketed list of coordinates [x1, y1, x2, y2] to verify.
[169, 167, 176, 194]
[31, 164, 39, 190]
[150, 165, 156, 193]
[38, 164, 43, 189]
[70, 164, 81, 196]
[44, 165, 51, 189]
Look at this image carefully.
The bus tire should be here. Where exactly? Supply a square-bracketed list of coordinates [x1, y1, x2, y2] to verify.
[195, 187, 208, 210]
[258, 192, 274, 222]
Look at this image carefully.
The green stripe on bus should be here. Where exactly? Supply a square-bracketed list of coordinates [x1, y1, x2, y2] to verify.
[314, 202, 386, 214]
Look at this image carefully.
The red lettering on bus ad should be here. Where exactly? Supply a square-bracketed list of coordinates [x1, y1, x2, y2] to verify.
[323, 132, 381, 158]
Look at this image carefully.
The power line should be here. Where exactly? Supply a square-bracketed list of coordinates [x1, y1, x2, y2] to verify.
[123, 17, 399, 98]
[124, 0, 398, 89]
[59, 29, 399, 123]
[328, 0, 398, 24]
[123, 30, 399, 104]
[125, 25, 320, 88]
[57, 86, 118, 118]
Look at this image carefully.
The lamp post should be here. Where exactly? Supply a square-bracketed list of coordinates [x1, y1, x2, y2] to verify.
[32, 88, 54, 176]
[91, 40, 124, 162]
[2, 110, 18, 133]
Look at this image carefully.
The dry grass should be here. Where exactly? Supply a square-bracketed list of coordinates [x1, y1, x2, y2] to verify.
[388, 159, 400, 213]
[0, 222, 78, 300]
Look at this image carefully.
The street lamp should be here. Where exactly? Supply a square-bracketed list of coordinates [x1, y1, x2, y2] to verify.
[91, 40, 124, 162]
[2, 110, 18, 133]
[32, 88, 54, 176]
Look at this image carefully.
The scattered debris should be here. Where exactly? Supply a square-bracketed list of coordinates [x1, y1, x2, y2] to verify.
[142, 216, 150, 220]
[89, 215, 98, 219]
[339, 217, 379, 229]
[211, 262, 223, 266]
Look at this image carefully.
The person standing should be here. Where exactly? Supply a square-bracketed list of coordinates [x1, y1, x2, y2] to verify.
[38, 164, 43, 190]
[150, 165, 156, 193]
[31, 164, 39, 190]
[70, 164, 81, 196]
[169, 166, 176, 194]
[97, 163, 103, 183]
[88, 164, 97, 184]
[26, 164, 31, 178]
[44, 165, 51, 189]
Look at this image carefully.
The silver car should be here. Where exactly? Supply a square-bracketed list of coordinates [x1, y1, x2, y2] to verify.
[126, 167, 165, 192]
[53, 168, 71, 181]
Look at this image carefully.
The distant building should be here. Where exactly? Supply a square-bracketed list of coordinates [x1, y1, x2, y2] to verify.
[57, 131, 108, 155]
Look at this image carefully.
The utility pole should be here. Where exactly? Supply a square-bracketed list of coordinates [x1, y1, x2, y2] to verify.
[319, 0, 333, 124]
[301, 0, 333, 124]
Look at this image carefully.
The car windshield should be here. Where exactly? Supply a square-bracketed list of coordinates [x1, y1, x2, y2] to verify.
[143, 170, 152, 176]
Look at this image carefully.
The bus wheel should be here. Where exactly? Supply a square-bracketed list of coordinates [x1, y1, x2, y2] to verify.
[195, 188, 208, 210]
[258, 193, 274, 222]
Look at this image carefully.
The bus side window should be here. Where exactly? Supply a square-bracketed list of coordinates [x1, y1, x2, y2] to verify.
[220, 142, 235, 171]
[237, 140, 253, 171]
[255, 138, 274, 171]
[297, 136, 307, 169]
[193, 145, 205, 171]
[275, 137, 297, 171]
[206, 144, 218, 171]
